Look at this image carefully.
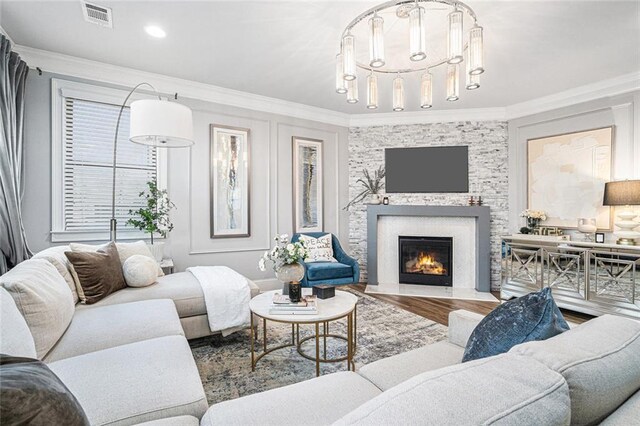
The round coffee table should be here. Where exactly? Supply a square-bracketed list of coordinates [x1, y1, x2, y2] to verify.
[249, 289, 358, 376]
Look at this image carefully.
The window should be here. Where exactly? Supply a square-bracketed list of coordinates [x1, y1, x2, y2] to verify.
[52, 79, 167, 242]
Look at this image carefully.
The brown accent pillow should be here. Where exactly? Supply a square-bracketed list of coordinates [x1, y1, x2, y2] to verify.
[64, 242, 126, 304]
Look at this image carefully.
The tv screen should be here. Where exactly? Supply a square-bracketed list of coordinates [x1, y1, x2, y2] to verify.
[385, 146, 469, 193]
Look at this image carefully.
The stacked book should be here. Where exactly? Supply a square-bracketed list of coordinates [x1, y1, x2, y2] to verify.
[269, 294, 318, 315]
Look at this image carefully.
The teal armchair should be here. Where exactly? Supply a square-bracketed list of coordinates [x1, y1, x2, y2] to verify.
[291, 233, 360, 288]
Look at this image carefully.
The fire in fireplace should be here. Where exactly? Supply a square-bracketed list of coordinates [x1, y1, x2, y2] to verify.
[398, 236, 453, 286]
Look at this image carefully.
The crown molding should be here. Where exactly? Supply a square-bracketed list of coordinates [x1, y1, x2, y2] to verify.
[505, 71, 640, 120]
[11, 44, 640, 128]
[348, 107, 507, 127]
[13, 44, 351, 127]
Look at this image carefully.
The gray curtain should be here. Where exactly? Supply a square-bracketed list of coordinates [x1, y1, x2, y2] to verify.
[0, 35, 31, 274]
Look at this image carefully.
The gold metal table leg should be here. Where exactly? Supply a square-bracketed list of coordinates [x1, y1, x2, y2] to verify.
[291, 323, 295, 344]
[315, 322, 320, 377]
[250, 311, 255, 371]
[263, 318, 267, 353]
[323, 321, 327, 358]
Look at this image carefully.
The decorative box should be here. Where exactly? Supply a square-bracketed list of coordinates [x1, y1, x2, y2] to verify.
[312, 285, 335, 299]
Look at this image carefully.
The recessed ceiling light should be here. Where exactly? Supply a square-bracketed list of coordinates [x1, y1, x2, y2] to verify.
[145, 25, 166, 38]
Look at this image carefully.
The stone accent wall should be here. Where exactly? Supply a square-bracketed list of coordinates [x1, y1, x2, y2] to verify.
[348, 121, 509, 290]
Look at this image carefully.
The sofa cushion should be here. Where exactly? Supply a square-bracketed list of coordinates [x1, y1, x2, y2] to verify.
[32, 245, 78, 304]
[49, 335, 208, 426]
[75, 272, 260, 318]
[510, 314, 640, 425]
[306, 262, 352, 281]
[134, 416, 200, 426]
[45, 299, 184, 362]
[0, 354, 89, 426]
[600, 390, 640, 426]
[0, 259, 75, 359]
[0, 288, 37, 358]
[201, 372, 382, 426]
[66, 242, 127, 304]
[336, 354, 570, 426]
[463, 287, 569, 362]
[358, 340, 464, 391]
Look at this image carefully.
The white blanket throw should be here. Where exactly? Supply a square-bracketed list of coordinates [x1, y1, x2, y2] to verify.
[186, 266, 251, 336]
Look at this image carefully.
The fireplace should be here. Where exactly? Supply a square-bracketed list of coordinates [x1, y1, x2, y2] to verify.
[398, 236, 453, 286]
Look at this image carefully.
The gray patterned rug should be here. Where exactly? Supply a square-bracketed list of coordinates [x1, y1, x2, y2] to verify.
[190, 288, 448, 405]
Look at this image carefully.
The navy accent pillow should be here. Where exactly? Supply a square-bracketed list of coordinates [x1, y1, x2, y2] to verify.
[462, 287, 569, 362]
[0, 354, 90, 425]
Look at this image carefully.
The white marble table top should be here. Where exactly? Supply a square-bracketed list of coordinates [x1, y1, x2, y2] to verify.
[250, 289, 357, 323]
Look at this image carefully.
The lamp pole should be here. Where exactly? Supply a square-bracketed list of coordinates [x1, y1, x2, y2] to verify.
[109, 82, 161, 242]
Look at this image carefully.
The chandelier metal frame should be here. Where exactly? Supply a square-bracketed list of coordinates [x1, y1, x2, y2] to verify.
[336, 0, 484, 110]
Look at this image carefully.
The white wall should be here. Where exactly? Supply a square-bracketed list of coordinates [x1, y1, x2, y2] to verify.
[22, 72, 349, 282]
[508, 91, 640, 234]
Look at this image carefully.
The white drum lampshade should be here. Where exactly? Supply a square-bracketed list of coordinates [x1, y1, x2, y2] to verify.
[129, 99, 194, 147]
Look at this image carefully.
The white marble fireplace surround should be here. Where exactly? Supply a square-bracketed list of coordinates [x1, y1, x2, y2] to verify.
[377, 216, 476, 288]
[365, 205, 498, 302]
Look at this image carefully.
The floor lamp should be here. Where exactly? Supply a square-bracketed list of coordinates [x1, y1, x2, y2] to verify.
[110, 82, 194, 241]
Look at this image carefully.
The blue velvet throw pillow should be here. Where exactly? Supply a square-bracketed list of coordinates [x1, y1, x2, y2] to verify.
[462, 287, 569, 362]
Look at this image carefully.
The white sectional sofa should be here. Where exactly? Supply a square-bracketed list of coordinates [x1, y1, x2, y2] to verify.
[0, 246, 260, 426]
[201, 310, 640, 426]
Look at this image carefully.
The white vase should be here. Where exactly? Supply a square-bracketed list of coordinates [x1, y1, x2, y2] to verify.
[147, 242, 165, 262]
[369, 194, 382, 205]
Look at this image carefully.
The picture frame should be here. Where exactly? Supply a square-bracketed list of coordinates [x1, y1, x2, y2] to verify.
[292, 137, 323, 233]
[527, 126, 614, 231]
[210, 124, 250, 238]
[595, 232, 605, 244]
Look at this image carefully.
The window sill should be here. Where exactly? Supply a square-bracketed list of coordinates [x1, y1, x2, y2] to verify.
[50, 230, 166, 243]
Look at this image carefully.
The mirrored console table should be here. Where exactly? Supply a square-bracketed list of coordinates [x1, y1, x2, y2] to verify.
[501, 236, 640, 320]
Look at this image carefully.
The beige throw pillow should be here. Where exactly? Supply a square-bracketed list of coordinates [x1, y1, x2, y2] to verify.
[0, 259, 75, 359]
[32, 245, 78, 304]
[299, 234, 336, 262]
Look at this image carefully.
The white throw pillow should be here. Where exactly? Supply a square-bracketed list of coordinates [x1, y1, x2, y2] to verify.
[32, 245, 78, 304]
[122, 255, 158, 287]
[299, 234, 336, 262]
[0, 259, 75, 359]
[0, 287, 37, 358]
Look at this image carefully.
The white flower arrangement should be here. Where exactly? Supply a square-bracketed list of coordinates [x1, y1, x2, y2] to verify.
[520, 209, 547, 221]
[258, 234, 309, 272]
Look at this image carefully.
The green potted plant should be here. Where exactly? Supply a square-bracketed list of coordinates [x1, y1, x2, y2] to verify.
[127, 181, 176, 261]
[344, 166, 385, 210]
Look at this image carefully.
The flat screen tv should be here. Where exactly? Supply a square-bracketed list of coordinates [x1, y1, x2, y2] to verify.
[385, 146, 469, 193]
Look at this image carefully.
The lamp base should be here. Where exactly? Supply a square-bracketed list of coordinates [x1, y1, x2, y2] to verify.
[615, 238, 637, 246]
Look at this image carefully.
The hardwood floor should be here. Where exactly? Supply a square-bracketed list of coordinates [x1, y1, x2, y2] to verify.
[348, 284, 593, 326]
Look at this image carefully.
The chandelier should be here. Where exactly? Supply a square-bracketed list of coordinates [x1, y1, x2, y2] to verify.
[335, 0, 484, 111]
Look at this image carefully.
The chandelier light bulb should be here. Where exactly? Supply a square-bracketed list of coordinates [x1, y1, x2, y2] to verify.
[342, 33, 357, 81]
[335, 53, 347, 94]
[393, 75, 405, 112]
[446, 63, 460, 101]
[420, 71, 433, 109]
[409, 5, 427, 61]
[465, 50, 480, 90]
[346, 78, 359, 103]
[367, 73, 379, 109]
[468, 24, 484, 75]
[369, 13, 385, 68]
[447, 9, 463, 64]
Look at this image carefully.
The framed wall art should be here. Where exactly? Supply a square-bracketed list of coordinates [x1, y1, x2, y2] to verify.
[292, 137, 323, 233]
[210, 125, 250, 238]
[527, 126, 613, 230]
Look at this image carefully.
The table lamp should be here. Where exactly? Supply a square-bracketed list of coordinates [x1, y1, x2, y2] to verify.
[603, 180, 640, 245]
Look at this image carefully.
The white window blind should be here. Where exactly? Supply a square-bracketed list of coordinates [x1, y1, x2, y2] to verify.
[63, 97, 158, 233]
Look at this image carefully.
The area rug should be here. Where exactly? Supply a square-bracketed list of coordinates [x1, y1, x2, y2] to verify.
[190, 288, 448, 405]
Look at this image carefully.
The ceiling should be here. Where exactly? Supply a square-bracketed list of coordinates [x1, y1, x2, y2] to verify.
[1, 1, 639, 114]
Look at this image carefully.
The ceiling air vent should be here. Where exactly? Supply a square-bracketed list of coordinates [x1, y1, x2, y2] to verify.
[81, 1, 113, 28]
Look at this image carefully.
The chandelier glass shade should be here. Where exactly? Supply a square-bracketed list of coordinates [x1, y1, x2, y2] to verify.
[335, 0, 485, 111]
[367, 73, 379, 109]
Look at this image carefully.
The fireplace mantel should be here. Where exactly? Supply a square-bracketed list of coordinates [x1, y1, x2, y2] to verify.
[366, 205, 491, 292]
